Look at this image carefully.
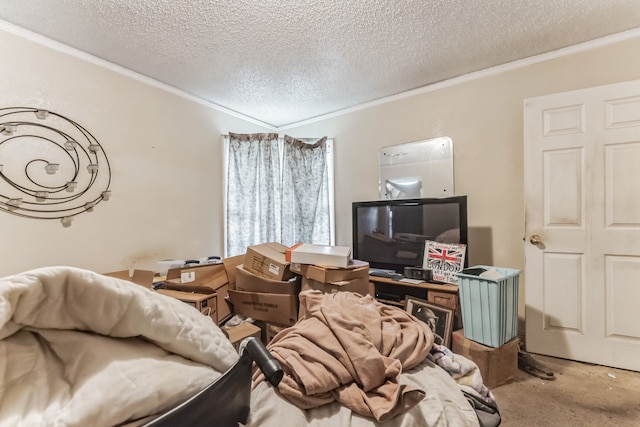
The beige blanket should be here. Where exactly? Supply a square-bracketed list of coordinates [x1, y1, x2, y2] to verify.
[0, 266, 238, 427]
[254, 290, 435, 422]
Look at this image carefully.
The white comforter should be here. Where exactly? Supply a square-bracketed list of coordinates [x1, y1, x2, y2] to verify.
[0, 266, 238, 427]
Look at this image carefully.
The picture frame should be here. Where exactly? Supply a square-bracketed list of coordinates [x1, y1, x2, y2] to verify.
[423, 240, 467, 284]
[404, 296, 454, 348]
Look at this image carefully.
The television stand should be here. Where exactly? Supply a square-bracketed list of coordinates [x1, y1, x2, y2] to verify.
[369, 275, 462, 329]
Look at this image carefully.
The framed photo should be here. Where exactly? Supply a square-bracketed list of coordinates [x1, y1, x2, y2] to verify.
[404, 296, 454, 348]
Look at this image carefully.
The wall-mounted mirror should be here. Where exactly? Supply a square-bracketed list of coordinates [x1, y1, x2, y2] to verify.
[378, 137, 454, 199]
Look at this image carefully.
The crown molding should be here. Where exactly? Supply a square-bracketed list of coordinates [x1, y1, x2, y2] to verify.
[278, 27, 640, 130]
[3, 19, 639, 131]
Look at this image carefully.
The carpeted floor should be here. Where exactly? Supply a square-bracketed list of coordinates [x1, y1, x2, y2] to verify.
[491, 353, 640, 426]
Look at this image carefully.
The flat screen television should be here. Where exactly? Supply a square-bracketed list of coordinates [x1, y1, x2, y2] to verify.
[352, 195, 468, 274]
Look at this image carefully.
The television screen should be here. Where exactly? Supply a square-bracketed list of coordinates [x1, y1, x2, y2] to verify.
[352, 196, 468, 274]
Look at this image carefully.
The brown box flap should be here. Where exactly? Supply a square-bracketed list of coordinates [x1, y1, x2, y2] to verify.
[222, 254, 245, 288]
[156, 288, 216, 302]
[103, 270, 155, 288]
[305, 260, 369, 283]
[165, 263, 228, 292]
[216, 283, 233, 324]
[301, 276, 370, 296]
[225, 322, 262, 347]
[236, 265, 300, 295]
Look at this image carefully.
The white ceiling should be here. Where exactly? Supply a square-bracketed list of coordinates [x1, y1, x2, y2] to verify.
[1, 0, 640, 129]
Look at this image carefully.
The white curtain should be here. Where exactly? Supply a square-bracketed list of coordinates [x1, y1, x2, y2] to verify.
[281, 135, 330, 246]
[226, 133, 331, 256]
[226, 132, 281, 256]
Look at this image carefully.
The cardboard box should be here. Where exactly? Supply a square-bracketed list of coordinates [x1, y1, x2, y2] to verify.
[165, 263, 228, 292]
[304, 260, 369, 283]
[163, 263, 232, 324]
[227, 289, 298, 326]
[157, 288, 217, 323]
[222, 254, 245, 289]
[266, 323, 286, 343]
[301, 276, 370, 296]
[451, 329, 519, 389]
[213, 283, 233, 325]
[285, 243, 351, 268]
[236, 265, 300, 295]
[224, 322, 262, 351]
[244, 242, 295, 281]
[289, 262, 310, 276]
[156, 259, 185, 276]
[103, 270, 155, 289]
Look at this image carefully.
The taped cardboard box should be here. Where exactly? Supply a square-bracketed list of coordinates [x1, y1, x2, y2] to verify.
[236, 264, 300, 295]
[304, 260, 369, 283]
[301, 276, 370, 297]
[228, 289, 298, 326]
[244, 242, 295, 281]
[213, 283, 232, 324]
[164, 263, 232, 324]
[103, 270, 155, 289]
[451, 329, 519, 389]
[224, 322, 262, 352]
[289, 262, 310, 276]
[165, 263, 228, 292]
[156, 288, 218, 324]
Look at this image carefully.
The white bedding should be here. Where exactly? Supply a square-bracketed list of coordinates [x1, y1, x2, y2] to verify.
[249, 358, 480, 427]
[0, 266, 238, 427]
[0, 266, 480, 427]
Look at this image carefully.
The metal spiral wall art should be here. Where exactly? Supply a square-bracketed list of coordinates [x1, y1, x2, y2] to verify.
[0, 107, 112, 227]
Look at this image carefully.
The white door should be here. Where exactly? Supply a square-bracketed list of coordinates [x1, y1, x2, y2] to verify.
[524, 79, 640, 372]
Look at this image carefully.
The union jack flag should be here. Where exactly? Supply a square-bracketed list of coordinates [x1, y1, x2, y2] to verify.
[423, 241, 466, 283]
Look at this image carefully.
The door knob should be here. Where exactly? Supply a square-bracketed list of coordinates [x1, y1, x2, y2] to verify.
[529, 234, 543, 245]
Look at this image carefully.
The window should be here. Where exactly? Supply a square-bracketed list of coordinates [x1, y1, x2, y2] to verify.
[223, 133, 335, 256]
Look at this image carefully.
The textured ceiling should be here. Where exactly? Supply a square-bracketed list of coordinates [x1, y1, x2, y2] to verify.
[1, 0, 640, 128]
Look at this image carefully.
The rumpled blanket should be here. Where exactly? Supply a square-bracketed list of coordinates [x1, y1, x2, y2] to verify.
[253, 290, 434, 422]
[428, 343, 496, 404]
[0, 266, 238, 427]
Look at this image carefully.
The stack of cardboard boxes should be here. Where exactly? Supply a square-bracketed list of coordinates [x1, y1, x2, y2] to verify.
[452, 266, 521, 388]
[227, 242, 301, 327]
[111, 242, 370, 349]
[107, 250, 518, 389]
[294, 261, 370, 295]
[228, 242, 370, 328]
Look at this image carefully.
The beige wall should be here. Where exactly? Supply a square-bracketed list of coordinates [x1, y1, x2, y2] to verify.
[2, 23, 640, 322]
[0, 28, 270, 276]
[288, 36, 640, 269]
[283, 35, 640, 319]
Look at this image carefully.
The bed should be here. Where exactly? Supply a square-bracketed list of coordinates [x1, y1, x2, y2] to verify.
[0, 266, 498, 427]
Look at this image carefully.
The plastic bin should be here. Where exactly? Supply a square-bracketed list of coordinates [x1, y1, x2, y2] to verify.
[456, 265, 521, 348]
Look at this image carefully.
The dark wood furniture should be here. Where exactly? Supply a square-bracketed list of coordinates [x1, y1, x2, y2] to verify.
[369, 275, 462, 330]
